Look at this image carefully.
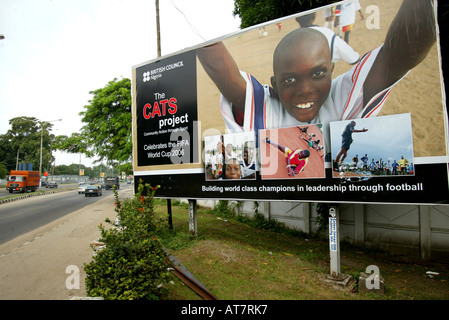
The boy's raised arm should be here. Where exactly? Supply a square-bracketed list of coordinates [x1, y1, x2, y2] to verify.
[197, 42, 247, 112]
[363, 0, 436, 106]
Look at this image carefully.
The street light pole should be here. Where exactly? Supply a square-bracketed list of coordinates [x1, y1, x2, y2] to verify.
[39, 128, 43, 186]
[38, 119, 62, 187]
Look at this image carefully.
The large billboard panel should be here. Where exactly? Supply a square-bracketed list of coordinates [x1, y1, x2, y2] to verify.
[132, 0, 449, 204]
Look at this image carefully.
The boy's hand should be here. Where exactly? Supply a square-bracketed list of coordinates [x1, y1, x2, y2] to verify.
[364, 0, 435, 108]
[287, 166, 296, 176]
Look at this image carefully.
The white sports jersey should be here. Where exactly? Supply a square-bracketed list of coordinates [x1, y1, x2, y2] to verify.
[240, 159, 256, 178]
[336, 0, 362, 27]
[310, 26, 360, 64]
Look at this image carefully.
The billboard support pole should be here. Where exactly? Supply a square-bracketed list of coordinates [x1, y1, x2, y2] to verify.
[189, 199, 198, 236]
[167, 198, 173, 230]
[328, 206, 340, 277]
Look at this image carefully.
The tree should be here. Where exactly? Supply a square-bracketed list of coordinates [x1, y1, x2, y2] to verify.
[0, 117, 57, 173]
[233, 0, 340, 28]
[53, 133, 89, 155]
[0, 134, 15, 172]
[0, 161, 8, 179]
[78, 78, 132, 164]
[53, 164, 82, 176]
[116, 162, 133, 176]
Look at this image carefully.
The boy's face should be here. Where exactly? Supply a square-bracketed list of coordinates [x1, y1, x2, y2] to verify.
[298, 150, 309, 159]
[225, 160, 241, 179]
[243, 147, 250, 163]
[271, 37, 333, 123]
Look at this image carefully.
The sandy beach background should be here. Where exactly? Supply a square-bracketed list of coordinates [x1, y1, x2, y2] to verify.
[197, 0, 445, 159]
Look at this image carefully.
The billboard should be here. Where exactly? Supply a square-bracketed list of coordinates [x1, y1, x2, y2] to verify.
[132, 0, 449, 204]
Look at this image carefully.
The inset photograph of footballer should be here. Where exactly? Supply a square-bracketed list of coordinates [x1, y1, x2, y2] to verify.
[330, 114, 415, 178]
[204, 131, 256, 181]
[259, 125, 325, 179]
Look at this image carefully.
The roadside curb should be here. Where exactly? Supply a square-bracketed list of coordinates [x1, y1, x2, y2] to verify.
[0, 187, 77, 205]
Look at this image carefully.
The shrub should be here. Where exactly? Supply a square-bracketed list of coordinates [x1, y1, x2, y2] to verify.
[84, 182, 171, 300]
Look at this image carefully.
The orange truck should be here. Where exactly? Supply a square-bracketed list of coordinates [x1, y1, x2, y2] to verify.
[6, 170, 41, 193]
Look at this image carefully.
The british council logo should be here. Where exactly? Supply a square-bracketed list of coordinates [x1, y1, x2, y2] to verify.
[143, 71, 150, 82]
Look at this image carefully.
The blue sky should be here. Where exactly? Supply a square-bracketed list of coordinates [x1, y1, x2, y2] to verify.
[0, 0, 240, 166]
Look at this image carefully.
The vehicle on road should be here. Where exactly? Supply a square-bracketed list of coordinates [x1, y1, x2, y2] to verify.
[104, 176, 120, 190]
[46, 181, 58, 188]
[6, 170, 40, 193]
[85, 185, 102, 197]
[78, 184, 89, 194]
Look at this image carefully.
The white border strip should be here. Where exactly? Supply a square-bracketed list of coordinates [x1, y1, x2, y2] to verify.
[134, 168, 204, 176]
[414, 156, 448, 165]
[135, 156, 448, 176]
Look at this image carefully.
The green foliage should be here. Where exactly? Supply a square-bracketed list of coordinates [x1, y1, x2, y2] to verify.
[233, 0, 340, 28]
[315, 203, 328, 231]
[115, 162, 133, 176]
[0, 161, 8, 179]
[209, 200, 233, 217]
[0, 117, 57, 173]
[78, 78, 132, 163]
[314, 203, 337, 232]
[53, 133, 89, 155]
[84, 182, 172, 300]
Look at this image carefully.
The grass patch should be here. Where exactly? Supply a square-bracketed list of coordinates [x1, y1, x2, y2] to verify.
[153, 200, 449, 300]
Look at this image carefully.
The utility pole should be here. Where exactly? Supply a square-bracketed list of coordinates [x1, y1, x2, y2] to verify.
[156, 0, 161, 57]
[155, 0, 173, 229]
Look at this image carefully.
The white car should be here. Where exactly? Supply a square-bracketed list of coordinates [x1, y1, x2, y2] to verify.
[78, 184, 89, 194]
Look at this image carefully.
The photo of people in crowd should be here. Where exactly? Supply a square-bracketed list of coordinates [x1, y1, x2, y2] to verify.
[204, 132, 256, 180]
[330, 114, 415, 178]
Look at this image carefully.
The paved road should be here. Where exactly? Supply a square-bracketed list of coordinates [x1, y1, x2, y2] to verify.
[0, 184, 135, 300]
[0, 185, 132, 245]
[0, 183, 77, 199]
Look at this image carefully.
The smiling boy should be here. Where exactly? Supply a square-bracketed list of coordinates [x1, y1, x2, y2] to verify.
[224, 158, 242, 179]
[197, 0, 436, 158]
